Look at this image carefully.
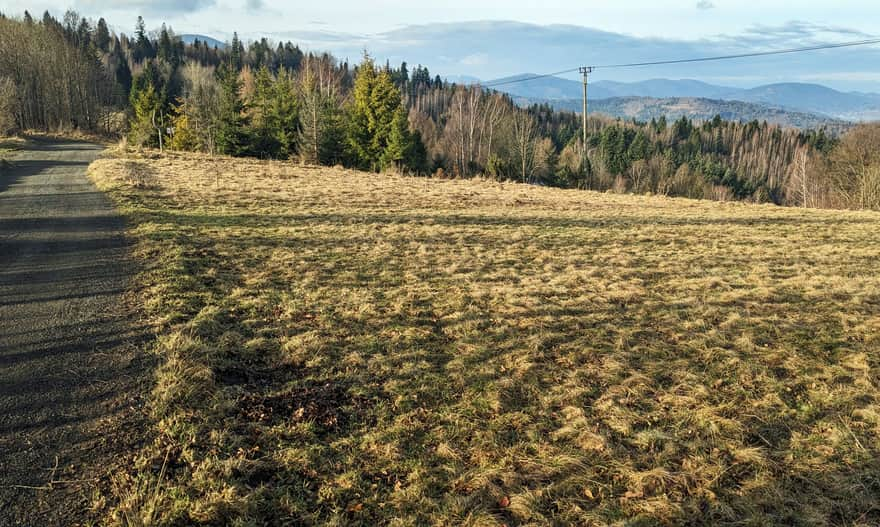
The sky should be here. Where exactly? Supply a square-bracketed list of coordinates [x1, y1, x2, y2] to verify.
[3, 0, 880, 90]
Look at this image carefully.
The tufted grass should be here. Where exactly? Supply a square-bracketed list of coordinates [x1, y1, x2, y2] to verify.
[90, 148, 880, 526]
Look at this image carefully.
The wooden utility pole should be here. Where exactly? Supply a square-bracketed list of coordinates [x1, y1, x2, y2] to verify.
[579, 66, 594, 189]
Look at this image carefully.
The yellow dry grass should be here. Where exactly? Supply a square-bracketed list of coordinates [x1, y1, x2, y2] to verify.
[0, 135, 27, 156]
[90, 148, 880, 526]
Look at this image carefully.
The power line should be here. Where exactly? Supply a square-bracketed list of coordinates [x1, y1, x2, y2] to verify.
[483, 37, 880, 88]
[596, 37, 880, 69]
[483, 68, 581, 88]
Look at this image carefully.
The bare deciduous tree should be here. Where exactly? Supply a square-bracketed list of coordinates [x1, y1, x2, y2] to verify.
[0, 77, 15, 135]
[179, 63, 221, 154]
[298, 54, 342, 165]
[828, 124, 880, 210]
[0, 14, 111, 133]
[510, 111, 538, 183]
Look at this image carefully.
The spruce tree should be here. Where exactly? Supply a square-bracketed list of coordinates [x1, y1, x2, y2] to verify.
[407, 130, 428, 174]
[250, 65, 277, 156]
[129, 82, 161, 147]
[215, 63, 248, 156]
[230, 32, 243, 71]
[133, 16, 153, 62]
[250, 67, 299, 159]
[114, 50, 133, 104]
[346, 54, 405, 171]
[95, 18, 110, 51]
[319, 102, 346, 166]
[270, 69, 300, 159]
[368, 69, 402, 161]
[380, 106, 411, 170]
[347, 55, 378, 169]
[158, 24, 177, 67]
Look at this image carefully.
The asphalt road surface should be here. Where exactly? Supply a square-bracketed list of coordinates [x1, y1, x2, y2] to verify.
[0, 138, 150, 525]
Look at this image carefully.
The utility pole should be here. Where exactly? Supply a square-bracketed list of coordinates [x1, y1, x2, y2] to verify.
[579, 66, 594, 189]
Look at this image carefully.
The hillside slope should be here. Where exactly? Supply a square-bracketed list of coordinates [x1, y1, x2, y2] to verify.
[531, 96, 851, 130]
[734, 83, 880, 121]
[92, 150, 880, 526]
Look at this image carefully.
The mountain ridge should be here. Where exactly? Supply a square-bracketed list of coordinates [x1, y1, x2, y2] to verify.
[487, 75, 880, 121]
[520, 95, 853, 132]
[180, 34, 227, 49]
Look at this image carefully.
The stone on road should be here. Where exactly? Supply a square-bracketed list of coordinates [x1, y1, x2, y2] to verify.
[0, 138, 149, 526]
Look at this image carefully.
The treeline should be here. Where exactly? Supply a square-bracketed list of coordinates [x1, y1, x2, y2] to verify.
[0, 11, 121, 132]
[0, 11, 877, 210]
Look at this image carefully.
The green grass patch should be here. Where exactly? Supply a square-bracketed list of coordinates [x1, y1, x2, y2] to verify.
[91, 149, 880, 526]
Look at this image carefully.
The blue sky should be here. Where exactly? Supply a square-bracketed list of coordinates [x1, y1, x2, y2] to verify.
[4, 0, 880, 90]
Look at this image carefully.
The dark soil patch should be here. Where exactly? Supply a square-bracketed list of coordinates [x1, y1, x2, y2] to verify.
[237, 381, 363, 433]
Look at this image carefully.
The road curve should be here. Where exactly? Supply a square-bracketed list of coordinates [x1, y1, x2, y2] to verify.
[0, 138, 149, 526]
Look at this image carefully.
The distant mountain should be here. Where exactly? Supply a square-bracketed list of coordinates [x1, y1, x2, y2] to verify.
[280, 21, 880, 93]
[489, 76, 737, 101]
[490, 76, 880, 121]
[487, 74, 611, 100]
[596, 79, 735, 100]
[731, 83, 880, 121]
[444, 75, 482, 85]
[180, 34, 226, 49]
[526, 96, 852, 132]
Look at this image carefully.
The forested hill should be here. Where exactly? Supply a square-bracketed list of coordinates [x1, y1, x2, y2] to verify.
[0, 11, 878, 210]
[530, 96, 852, 133]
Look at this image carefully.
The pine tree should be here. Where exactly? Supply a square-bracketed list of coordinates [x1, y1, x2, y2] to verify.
[169, 101, 199, 151]
[346, 55, 405, 171]
[133, 16, 154, 62]
[319, 103, 345, 165]
[215, 63, 248, 156]
[250, 67, 299, 158]
[95, 17, 110, 51]
[158, 24, 178, 67]
[628, 130, 650, 162]
[112, 49, 133, 105]
[250, 65, 277, 156]
[230, 32, 243, 71]
[381, 106, 411, 170]
[346, 55, 378, 169]
[368, 69, 403, 161]
[270, 69, 300, 159]
[129, 82, 161, 147]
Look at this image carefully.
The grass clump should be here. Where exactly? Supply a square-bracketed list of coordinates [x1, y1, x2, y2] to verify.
[90, 149, 880, 526]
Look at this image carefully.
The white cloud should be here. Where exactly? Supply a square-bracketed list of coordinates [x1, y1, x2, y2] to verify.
[460, 53, 489, 66]
[75, 0, 215, 14]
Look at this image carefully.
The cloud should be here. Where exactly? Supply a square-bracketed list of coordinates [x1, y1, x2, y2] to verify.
[696, 0, 715, 9]
[265, 20, 880, 91]
[715, 20, 874, 48]
[460, 53, 489, 66]
[75, 0, 215, 15]
[245, 0, 263, 9]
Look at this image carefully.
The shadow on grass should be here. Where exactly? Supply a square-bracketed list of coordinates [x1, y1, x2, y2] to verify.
[135, 209, 878, 233]
[131, 194, 880, 525]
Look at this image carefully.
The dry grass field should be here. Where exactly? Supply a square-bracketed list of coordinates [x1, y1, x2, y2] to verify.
[0, 136, 27, 157]
[89, 149, 880, 526]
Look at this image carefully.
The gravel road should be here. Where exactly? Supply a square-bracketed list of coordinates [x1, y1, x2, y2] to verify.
[0, 138, 150, 525]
